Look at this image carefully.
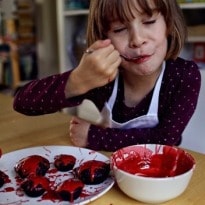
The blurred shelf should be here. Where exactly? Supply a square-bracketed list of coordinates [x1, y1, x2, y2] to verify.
[63, 9, 89, 16]
[57, 0, 89, 73]
[179, 3, 205, 43]
[187, 36, 205, 42]
[187, 25, 205, 42]
[180, 2, 205, 9]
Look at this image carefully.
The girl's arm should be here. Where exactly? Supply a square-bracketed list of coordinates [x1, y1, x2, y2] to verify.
[13, 71, 113, 116]
[13, 71, 81, 115]
[13, 39, 120, 116]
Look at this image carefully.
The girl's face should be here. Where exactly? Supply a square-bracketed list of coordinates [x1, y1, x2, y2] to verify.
[107, 3, 168, 76]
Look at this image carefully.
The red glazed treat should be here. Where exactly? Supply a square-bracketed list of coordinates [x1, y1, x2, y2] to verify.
[75, 160, 110, 185]
[0, 170, 9, 188]
[15, 155, 50, 178]
[54, 154, 76, 172]
[56, 179, 84, 202]
[21, 175, 50, 197]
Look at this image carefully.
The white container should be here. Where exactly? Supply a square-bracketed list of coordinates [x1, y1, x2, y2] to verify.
[110, 144, 195, 204]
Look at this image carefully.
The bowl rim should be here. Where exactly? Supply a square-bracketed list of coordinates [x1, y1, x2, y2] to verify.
[112, 163, 195, 181]
[110, 144, 196, 180]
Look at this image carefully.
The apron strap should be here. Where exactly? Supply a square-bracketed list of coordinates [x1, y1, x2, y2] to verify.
[147, 61, 166, 115]
[107, 73, 119, 109]
[107, 61, 166, 113]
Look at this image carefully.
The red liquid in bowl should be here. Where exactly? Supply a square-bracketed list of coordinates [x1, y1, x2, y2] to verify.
[111, 145, 195, 177]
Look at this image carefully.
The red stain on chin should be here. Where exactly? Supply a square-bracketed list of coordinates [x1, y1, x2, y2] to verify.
[112, 145, 195, 178]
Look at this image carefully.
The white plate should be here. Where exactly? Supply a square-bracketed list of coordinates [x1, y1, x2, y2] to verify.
[0, 146, 114, 205]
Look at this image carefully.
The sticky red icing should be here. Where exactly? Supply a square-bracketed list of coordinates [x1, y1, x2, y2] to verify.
[54, 154, 76, 165]
[54, 154, 76, 171]
[76, 160, 110, 184]
[57, 179, 83, 193]
[21, 175, 50, 197]
[111, 145, 195, 177]
[79, 160, 104, 180]
[15, 155, 50, 178]
[56, 179, 84, 202]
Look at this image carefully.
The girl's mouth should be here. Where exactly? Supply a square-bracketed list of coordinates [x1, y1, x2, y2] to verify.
[120, 54, 150, 64]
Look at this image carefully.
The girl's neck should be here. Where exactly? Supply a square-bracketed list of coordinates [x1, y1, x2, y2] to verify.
[122, 68, 162, 107]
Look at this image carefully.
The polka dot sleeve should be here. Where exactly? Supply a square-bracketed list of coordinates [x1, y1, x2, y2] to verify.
[13, 71, 72, 115]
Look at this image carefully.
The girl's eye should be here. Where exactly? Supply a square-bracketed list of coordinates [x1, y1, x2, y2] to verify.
[143, 20, 156, 25]
[113, 27, 126, 33]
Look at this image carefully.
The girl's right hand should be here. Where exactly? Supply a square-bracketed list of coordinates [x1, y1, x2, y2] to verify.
[65, 39, 121, 98]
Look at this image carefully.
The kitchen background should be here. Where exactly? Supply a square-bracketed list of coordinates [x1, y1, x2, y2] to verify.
[0, 0, 204, 154]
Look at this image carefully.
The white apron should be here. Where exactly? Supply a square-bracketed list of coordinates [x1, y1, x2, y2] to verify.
[101, 62, 165, 129]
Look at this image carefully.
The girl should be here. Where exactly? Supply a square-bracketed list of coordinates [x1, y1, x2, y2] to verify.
[13, 0, 201, 151]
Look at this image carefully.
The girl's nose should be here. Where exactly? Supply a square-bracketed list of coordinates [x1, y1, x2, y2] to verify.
[129, 28, 146, 48]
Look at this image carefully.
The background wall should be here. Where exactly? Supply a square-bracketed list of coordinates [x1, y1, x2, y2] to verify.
[179, 40, 205, 154]
[180, 68, 205, 154]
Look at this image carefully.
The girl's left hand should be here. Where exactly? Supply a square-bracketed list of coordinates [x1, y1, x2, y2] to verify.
[69, 116, 90, 147]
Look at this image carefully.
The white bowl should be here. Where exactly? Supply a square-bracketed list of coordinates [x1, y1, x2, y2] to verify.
[110, 144, 195, 204]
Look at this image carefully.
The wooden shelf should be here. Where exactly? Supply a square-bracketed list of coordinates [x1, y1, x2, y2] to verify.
[10, 44, 20, 88]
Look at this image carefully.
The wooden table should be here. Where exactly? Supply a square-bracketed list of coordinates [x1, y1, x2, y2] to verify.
[0, 93, 205, 205]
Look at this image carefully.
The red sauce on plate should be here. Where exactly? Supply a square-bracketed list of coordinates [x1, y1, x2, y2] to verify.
[0, 148, 112, 204]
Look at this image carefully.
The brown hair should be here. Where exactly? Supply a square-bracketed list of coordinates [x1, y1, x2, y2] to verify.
[87, 0, 187, 60]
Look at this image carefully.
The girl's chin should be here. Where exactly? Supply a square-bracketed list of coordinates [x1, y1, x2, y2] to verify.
[122, 64, 157, 76]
